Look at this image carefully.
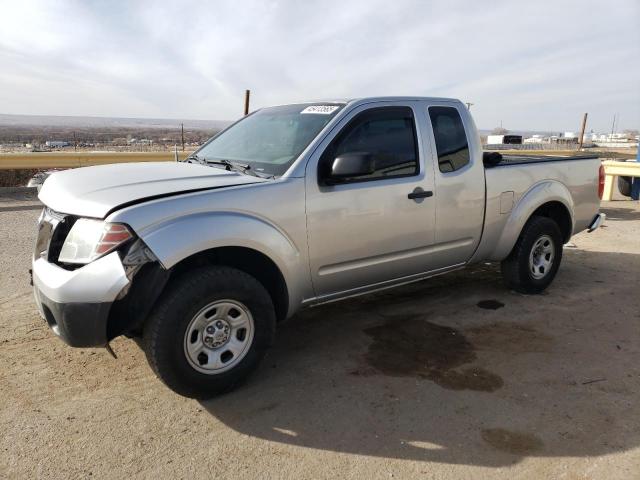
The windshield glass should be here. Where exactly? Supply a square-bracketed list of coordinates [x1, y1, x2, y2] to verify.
[195, 103, 344, 176]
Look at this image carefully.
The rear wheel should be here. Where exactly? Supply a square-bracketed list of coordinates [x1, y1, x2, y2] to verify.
[501, 216, 563, 294]
[143, 266, 276, 398]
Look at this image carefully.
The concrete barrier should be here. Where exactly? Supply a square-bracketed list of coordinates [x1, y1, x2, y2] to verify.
[0, 186, 37, 193]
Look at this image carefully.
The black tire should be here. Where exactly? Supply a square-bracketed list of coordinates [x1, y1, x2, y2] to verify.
[501, 216, 563, 294]
[618, 176, 632, 197]
[143, 266, 276, 399]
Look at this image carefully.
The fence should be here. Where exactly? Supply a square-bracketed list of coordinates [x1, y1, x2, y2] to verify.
[485, 143, 581, 151]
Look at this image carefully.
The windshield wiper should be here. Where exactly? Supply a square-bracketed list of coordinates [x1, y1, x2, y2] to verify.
[207, 158, 249, 171]
[206, 159, 274, 179]
[184, 152, 206, 165]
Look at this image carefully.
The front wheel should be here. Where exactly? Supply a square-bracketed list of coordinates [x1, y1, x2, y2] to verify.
[143, 266, 276, 398]
[501, 216, 563, 294]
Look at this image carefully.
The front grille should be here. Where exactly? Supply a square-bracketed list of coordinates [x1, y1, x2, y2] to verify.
[34, 217, 53, 259]
[34, 208, 74, 262]
[48, 217, 75, 263]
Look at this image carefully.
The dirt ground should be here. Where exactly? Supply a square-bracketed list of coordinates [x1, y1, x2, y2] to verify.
[1, 191, 639, 479]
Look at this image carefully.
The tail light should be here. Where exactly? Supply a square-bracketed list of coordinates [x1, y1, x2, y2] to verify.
[598, 164, 605, 200]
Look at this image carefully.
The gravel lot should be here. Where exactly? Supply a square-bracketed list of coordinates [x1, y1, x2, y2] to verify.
[1, 190, 639, 479]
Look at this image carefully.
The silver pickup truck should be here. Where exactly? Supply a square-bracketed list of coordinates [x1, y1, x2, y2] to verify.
[32, 97, 605, 398]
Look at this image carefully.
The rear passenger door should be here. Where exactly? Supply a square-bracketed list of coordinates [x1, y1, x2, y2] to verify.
[425, 102, 485, 268]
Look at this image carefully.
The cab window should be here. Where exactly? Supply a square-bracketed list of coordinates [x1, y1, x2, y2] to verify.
[320, 107, 419, 183]
[428, 106, 470, 173]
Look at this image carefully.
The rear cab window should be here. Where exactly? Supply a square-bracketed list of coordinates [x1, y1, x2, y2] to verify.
[428, 106, 470, 173]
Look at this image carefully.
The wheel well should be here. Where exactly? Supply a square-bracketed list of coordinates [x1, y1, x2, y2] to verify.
[170, 247, 289, 322]
[531, 201, 572, 243]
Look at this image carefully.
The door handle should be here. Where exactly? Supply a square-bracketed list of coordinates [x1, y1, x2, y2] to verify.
[407, 187, 433, 200]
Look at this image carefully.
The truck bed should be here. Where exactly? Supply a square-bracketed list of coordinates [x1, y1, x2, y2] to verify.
[496, 154, 600, 166]
[473, 153, 602, 263]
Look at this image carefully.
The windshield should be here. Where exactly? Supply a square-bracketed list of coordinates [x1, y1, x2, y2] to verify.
[195, 103, 344, 176]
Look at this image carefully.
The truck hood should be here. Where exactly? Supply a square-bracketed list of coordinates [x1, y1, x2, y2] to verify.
[38, 162, 266, 218]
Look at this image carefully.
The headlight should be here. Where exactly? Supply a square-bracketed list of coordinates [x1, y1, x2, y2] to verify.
[58, 219, 133, 264]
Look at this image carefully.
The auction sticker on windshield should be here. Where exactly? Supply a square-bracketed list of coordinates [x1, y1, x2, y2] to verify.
[301, 105, 340, 114]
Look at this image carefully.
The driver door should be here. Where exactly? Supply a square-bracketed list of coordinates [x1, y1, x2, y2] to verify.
[305, 102, 437, 299]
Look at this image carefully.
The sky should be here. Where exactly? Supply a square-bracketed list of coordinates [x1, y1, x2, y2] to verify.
[0, 0, 638, 132]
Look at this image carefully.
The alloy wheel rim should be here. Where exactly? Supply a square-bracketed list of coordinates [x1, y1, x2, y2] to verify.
[183, 299, 254, 374]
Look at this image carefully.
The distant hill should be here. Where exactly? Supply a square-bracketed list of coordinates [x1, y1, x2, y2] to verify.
[0, 113, 232, 131]
[1, 114, 563, 137]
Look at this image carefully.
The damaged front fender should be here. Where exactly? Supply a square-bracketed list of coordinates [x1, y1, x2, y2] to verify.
[107, 240, 171, 341]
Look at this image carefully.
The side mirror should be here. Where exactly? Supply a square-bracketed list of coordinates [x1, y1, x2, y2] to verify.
[324, 153, 375, 184]
[483, 151, 503, 168]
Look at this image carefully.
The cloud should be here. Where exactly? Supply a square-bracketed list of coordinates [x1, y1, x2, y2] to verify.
[0, 0, 638, 131]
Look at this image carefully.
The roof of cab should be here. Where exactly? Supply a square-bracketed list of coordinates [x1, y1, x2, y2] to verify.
[269, 96, 462, 108]
[347, 96, 460, 104]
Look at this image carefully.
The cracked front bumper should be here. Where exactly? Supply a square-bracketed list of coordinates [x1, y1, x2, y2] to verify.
[32, 252, 130, 347]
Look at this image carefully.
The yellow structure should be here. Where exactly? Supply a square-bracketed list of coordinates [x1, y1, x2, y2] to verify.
[0, 151, 193, 170]
[3, 153, 639, 203]
[601, 160, 640, 201]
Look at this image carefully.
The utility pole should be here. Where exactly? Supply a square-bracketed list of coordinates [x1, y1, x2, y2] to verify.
[244, 89, 251, 116]
[73, 131, 77, 152]
[181, 123, 185, 152]
[465, 102, 473, 110]
[577, 113, 588, 150]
